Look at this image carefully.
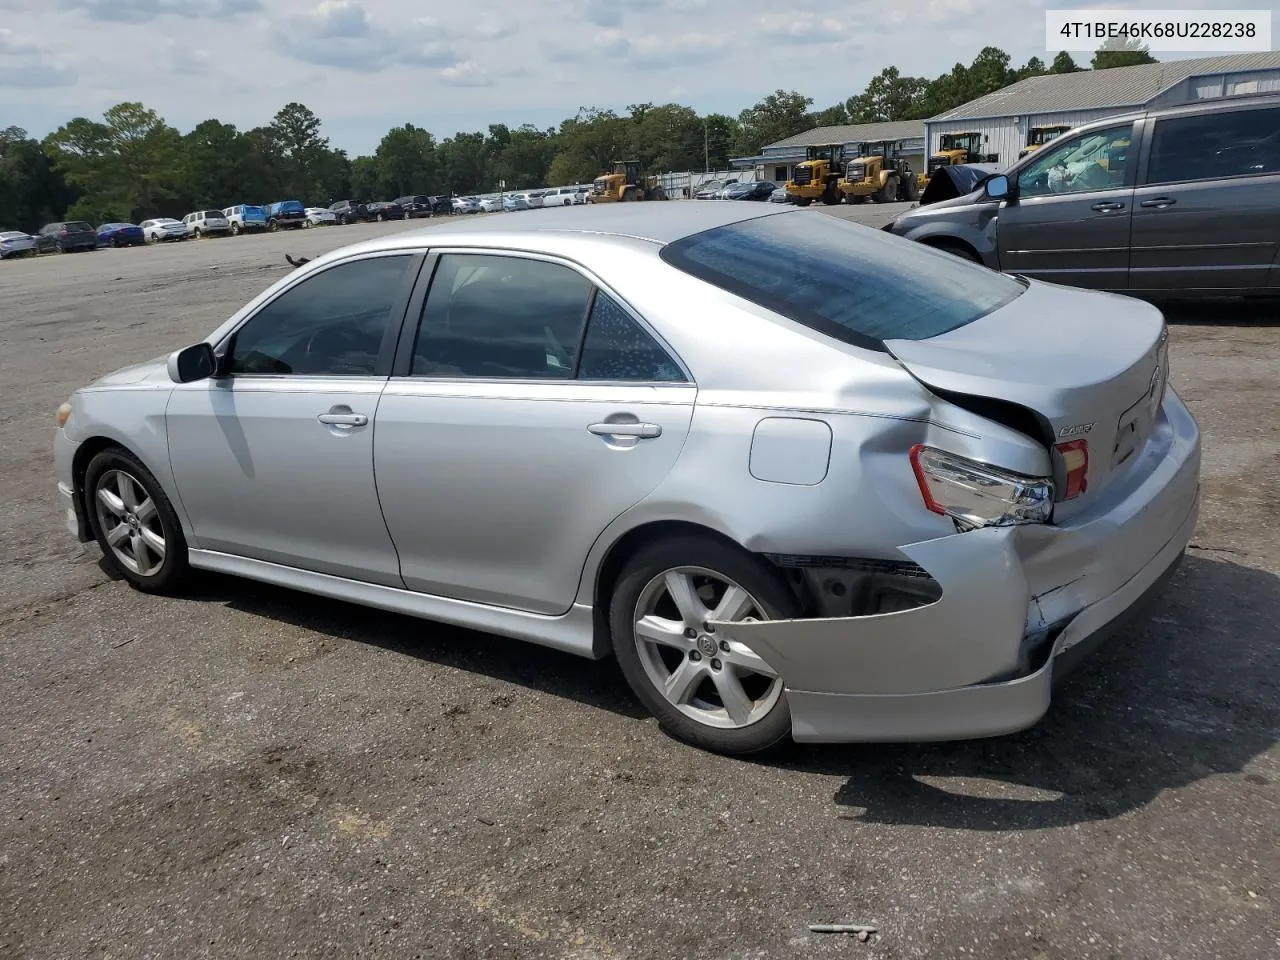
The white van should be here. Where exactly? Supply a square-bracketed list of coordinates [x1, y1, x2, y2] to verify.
[540, 186, 579, 208]
[183, 209, 231, 238]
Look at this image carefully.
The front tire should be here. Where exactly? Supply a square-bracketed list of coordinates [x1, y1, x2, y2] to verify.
[84, 447, 190, 594]
[610, 537, 798, 755]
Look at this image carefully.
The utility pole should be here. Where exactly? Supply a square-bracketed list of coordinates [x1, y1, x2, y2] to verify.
[704, 118, 709, 174]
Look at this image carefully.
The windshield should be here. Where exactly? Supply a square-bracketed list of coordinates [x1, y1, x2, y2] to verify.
[660, 213, 1024, 349]
[66, 222, 93, 232]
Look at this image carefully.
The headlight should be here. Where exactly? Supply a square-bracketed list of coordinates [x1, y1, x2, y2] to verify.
[909, 444, 1053, 530]
[56, 402, 72, 428]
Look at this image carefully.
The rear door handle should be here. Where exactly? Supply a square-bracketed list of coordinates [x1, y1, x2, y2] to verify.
[318, 412, 368, 427]
[1139, 197, 1176, 209]
[1090, 201, 1126, 212]
[588, 421, 662, 439]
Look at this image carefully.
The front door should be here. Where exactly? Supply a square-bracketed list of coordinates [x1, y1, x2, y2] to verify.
[996, 122, 1136, 291]
[1130, 104, 1280, 295]
[375, 252, 695, 615]
[166, 253, 419, 586]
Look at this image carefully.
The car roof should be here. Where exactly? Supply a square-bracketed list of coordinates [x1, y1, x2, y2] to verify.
[385, 201, 790, 246]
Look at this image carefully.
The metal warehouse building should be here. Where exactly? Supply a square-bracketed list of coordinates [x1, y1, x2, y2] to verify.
[926, 51, 1280, 169]
[731, 120, 926, 182]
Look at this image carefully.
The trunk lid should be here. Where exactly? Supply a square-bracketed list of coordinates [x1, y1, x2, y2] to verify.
[884, 280, 1169, 509]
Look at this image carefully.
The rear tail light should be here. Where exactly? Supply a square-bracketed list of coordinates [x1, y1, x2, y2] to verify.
[1055, 439, 1089, 500]
[909, 444, 1053, 530]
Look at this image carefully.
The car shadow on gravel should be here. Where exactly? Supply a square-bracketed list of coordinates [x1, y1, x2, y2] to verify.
[183, 572, 649, 719]
[775, 554, 1279, 830]
[1158, 299, 1280, 326]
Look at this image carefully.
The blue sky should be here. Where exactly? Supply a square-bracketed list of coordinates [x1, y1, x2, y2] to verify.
[0, 0, 1274, 155]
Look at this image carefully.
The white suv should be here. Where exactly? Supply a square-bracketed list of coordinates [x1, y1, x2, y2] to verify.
[540, 186, 578, 208]
[183, 210, 231, 238]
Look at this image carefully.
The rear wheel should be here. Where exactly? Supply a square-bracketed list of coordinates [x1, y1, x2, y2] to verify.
[230, 222, 241, 236]
[900, 174, 919, 202]
[268, 219, 279, 232]
[821, 182, 841, 205]
[192, 228, 202, 239]
[610, 537, 798, 755]
[794, 197, 812, 207]
[928, 239, 983, 263]
[876, 177, 897, 203]
[85, 447, 190, 594]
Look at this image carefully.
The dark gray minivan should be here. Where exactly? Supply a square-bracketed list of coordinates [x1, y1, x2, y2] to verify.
[888, 94, 1280, 297]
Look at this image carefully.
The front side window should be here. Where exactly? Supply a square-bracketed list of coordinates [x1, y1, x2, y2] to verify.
[227, 255, 413, 376]
[1017, 124, 1132, 198]
[411, 254, 593, 379]
[661, 213, 1024, 348]
[1147, 107, 1280, 185]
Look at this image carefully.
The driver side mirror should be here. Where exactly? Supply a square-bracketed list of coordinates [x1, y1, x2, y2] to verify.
[167, 342, 216, 383]
[984, 174, 1011, 201]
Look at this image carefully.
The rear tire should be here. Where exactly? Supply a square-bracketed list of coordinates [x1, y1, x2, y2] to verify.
[231, 222, 241, 236]
[794, 197, 812, 207]
[876, 177, 896, 203]
[609, 536, 799, 756]
[84, 447, 190, 595]
[192, 228, 202, 239]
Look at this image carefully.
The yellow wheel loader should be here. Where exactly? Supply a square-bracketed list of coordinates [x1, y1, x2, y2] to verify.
[589, 160, 669, 203]
[838, 141, 919, 204]
[1017, 125, 1072, 160]
[785, 143, 849, 207]
[926, 132, 998, 175]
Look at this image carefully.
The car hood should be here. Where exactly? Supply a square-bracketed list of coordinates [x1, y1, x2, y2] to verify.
[90, 355, 173, 388]
[885, 280, 1169, 504]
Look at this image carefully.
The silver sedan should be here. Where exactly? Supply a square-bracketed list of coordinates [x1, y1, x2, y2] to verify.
[53, 204, 1200, 755]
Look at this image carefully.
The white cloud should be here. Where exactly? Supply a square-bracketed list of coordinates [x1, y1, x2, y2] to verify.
[756, 13, 856, 44]
[58, 0, 261, 22]
[0, 28, 76, 87]
[438, 61, 493, 87]
[287, 1, 463, 72]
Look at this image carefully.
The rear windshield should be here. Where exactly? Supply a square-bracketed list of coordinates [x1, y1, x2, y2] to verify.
[204, 210, 223, 218]
[279, 201, 304, 211]
[66, 221, 93, 232]
[659, 213, 1024, 348]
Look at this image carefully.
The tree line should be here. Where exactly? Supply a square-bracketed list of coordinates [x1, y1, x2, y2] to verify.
[0, 43, 1154, 232]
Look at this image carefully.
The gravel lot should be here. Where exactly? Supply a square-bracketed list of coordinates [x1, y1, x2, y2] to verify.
[2, 208, 1277, 960]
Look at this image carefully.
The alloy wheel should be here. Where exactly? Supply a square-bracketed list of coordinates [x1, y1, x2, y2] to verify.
[93, 468, 166, 577]
[632, 566, 781, 729]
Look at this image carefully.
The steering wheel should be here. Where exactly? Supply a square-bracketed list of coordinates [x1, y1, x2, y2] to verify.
[301, 324, 372, 373]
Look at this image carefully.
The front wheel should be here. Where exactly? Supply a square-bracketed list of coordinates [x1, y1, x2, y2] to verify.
[610, 537, 798, 755]
[192, 228, 202, 239]
[85, 447, 190, 594]
[230, 222, 241, 236]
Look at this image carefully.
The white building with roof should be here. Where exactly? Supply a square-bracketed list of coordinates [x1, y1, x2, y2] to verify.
[924, 52, 1280, 169]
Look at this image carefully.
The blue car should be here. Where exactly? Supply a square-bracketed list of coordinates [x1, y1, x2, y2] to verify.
[97, 223, 146, 248]
[223, 204, 268, 235]
[264, 200, 307, 231]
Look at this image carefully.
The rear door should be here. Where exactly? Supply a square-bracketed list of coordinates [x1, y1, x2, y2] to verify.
[1130, 103, 1280, 295]
[994, 122, 1137, 291]
[374, 251, 695, 615]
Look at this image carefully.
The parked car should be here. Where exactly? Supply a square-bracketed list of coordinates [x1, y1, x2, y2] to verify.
[426, 195, 454, 216]
[304, 207, 337, 227]
[724, 180, 778, 201]
[0, 230, 37, 258]
[329, 199, 369, 225]
[265, 201, 307, 231]
[183, 210, 231, 239]
[693, 180, 735, 199]
[366, 200, 405, 221]
[573, 186, 591, 205]
[394, 195, 437, 219]
[53, 203, 1199, 756]
[96, 222, 146, 247]
[501, 195, 530, 212]
[479, 196, 504, 213]
[769, 186, 791, 203]
[512, 191, 542, 209]
[141, 218, 188, 243]
[541, 186, 579, 208]
[35, 221, 97, 253]
[888, 94, 1280, 298]
[222, 204, 268, 235]
[452, 197, 481, 214]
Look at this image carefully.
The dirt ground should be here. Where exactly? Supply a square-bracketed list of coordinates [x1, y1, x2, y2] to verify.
[1, 208, 1276, 960]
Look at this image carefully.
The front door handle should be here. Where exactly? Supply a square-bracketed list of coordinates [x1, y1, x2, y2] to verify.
[588, 421, 662, 439]
[1090, 201, 1126, 212]
[318, 411, 368, 427]
[1139, 197, 1176, 209]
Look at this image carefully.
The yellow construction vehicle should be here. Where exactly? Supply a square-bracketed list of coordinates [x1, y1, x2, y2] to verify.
[589, 160, 669, 203]
[838, 141, 919, 203]
[926, 132, 997, 175]
[1017, 125, 1072, 160]
[785, 143, 848, 206]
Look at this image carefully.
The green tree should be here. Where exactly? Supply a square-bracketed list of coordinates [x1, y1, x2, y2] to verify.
[846, 67, 930, 122]
[436, 132, 489, 194]
[1050, 51, 1081, 73]
[488, 123, 557, 189]
[547, 108, 629, 185]
[43, 102, 182, 221]
[268, 102, 337, 200]
[735, 90, 814, 154]
[374, 123, 437, 197]
[0, 127, 75, 231]
[1092, 37, 1157, 69]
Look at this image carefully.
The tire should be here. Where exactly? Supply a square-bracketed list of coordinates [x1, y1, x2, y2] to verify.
[821, 182, 841, 205]
[376, 212, 385, 222]
[268, 219, 279, 232]
[302, 218, 312, 229]
[56, 242, 65, 253]
[111, 237, 120, 248]
[230, 222, 241, 236]
[609, 536, 799, 756]
[876, 178, 896, 203]
[192, 228, 202, 239]
[794, 197, 812, 207]
[900, 175, 919, 202]
[929, 239, 983, 263]
[84, 447, 190, 594]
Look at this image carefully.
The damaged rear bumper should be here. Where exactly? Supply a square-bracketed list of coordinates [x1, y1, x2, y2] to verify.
[711, 392, 1201, 744]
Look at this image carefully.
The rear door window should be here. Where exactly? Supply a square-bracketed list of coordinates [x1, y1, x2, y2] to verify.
[1146, 106, 1280, 184]
[660, 213, 1024, 349]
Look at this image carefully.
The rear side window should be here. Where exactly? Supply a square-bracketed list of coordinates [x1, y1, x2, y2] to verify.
[660, 213, 1024, 348]
[578, 294, 685, 382]
[1147, 107, 1280, 184]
